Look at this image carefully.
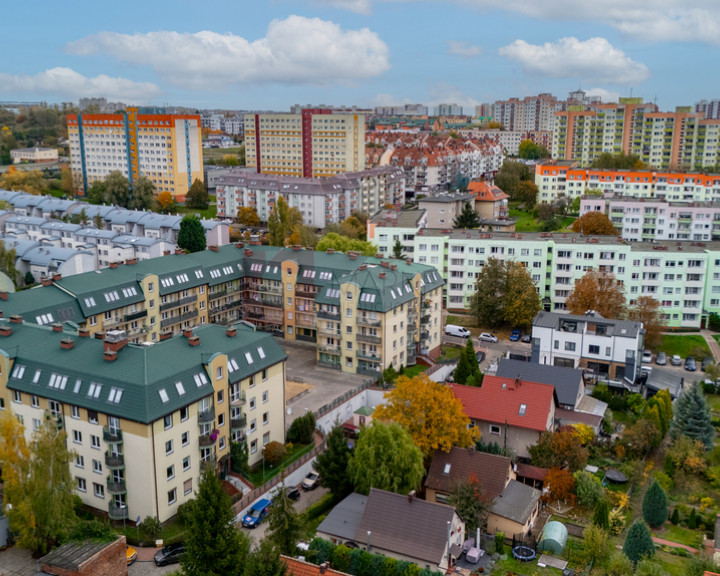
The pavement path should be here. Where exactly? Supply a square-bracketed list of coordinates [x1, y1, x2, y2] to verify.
[651, 536, 698, 555]
[700, 329, 720, 363]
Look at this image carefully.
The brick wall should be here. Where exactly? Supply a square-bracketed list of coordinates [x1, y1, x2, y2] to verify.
[40, 536, 128, 576]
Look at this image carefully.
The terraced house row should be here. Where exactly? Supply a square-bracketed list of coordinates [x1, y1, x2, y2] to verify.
[0, 244, 445, 375]
[0, 320, 286, 523]
[365, 222, 720, 329]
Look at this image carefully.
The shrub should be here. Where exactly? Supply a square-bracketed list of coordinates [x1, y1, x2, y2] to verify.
[609, 508, 625, 535]
[264, 440, 287, 466]
[574, 470, 604, 507]
[593, 499, 611, 531]
[287, 412, 316, 444]
[140, 515, 162, 540]
[670, 508, 679, 525]
[495, 531, 505, 555]
[177, 500, 195, 525]
[689, 507, 697, 529]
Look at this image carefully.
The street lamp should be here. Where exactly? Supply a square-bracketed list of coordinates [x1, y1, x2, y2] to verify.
[119, 503, 127, 537]
[367, 530, 371, 552]
[262, 447, 266, 484]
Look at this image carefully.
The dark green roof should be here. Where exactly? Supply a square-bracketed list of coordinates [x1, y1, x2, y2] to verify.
[1, 284, 84, 325]
[1, 321, 286, 424]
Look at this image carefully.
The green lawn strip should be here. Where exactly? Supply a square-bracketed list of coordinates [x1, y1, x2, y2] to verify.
[401, 364, 427, 378]
[705, 393, 720, 413]
[435, 346, 464, 363]
[245, 441, 315, 486]
[203, 146, 243, 162]
[653, 524, 701, 548]
[659, 334, 710, 358]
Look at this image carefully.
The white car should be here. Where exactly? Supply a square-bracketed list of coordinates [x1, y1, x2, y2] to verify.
[642, 349, 652, 363]
[478, 333, 498, 343]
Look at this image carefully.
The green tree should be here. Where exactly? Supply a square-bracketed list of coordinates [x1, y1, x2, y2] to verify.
[515, 180, 539, 209]
[574, 470, 604, 507]
[86, 180, 107, 204]
[24, 271, 35, 286]
[104, 170, 131, 207]
[267, 480, 304, 554]
[243, 540, 287, 576]
[60, 165, 74, 194]
[571, 211, 617, 235]
[468, 258, 540, 329]
[92, 213, 103, 230]
[592, 151, 644, 170]
[268, 196, 303, 247]
[453, 202, 481, 228]
[529, 428, 589, 472]
[0, 411, 78, 556]
[670, 383, 714, 449]
[316, 233, 378, 256]
[642, 480, 668, 528]
[623, 521, 655, 565]
[315, 424, 353, 498]
[453, 338, 481, 385]
[286, 411, 315, 445]
[569, 196, 581, 214]
[392, 239, 405, 259]
[181, 468, 251, 576]
[494, 160, 532, 199]
[593, 499, 611, 531]
[348, 422, 424, 495]
[0, 240, 19, 287]
[583, 524, 610, 567]
[177, 214, 207, 253]
[237, 206, 260, 227]
[0, 168, 48, 195]
[186, 178, 209, 210]
[129, 175, 155, 210]
[230, 440, 249, 474]
[447, 474, 493, 535]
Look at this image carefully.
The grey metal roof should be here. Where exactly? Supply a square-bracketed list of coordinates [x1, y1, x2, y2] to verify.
[532, 310, 642, 338]
[22, 246, 91, 266]
[491, 480, 541, 524]
[496, 358, 582, 407]
[419, 193, 474, 203]
[317, 492, 367, 541]
[39, 539, 115, 570]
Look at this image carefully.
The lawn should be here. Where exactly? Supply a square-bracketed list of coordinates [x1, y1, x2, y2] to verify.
[706, 393, 720, 413]
[660, 334, 710, 358]
[176, 196, 217, 220]
[203, 146, 243, 163]
[245, 441, 315, 486]
[508, 208, 576, 233]
[653, 524, 702, 548]
[401, 364, 427, 378]
[435, 346, 464, 363]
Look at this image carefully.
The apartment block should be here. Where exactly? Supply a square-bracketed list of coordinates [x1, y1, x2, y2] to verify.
[0, 244, 445, 374]
[492, 94, 564, 132]
[67, 107, 204, 201]
[580, 197, 720, 242]
[535, 163, 720, 205]
[244, 109, 365, 177]
[214, 167, 404, 227]
[0, 320, 286, 523]
[696, 99, 720, 120]
[368, 209, 427, 257]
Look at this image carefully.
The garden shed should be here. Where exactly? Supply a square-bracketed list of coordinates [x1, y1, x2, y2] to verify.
[538, 521, 568, 554]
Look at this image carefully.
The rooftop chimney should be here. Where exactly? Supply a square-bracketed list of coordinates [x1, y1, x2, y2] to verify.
[390, 264, 397, 271]
[52, 273, 62, 281]
[51, 323, 63, 333]
[226, 327, 237, 338]
[183, 328, 193, 339]
[0, 291, 8, 301]
[408, 490, 416, 503]
[0, 326, 12, 337]
[109, 262, 120, 269]
[174, 249, 185, 255]
[41, 277, 53, 286]
[379, 272, 386, 279]
[60, 338, 75, 350]
[159, 331, 173, 341]
[94, 331, 106, 340]
[79, 328, 91, 338]
[208, 245, 218, 252]
[104, 330, 128, 353]
[125, 258, 138, 265]
[244, 248, 253, 257]
[9, 315, 22, 324]
[326, 248, 335, 254]
[104, 350, 117, 362]
[188, 335, 200, 347]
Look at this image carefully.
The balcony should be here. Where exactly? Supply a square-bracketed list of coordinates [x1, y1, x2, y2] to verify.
[357, 333, 381, 344]
[319, 345, 341, 354]
[231, 392, 246, 406]
[208, 289, 227, 301]
[317, 311, 340, 321]
[124, 309, 148, 322]
[420, 331, 430, 341]
[296, 334, 317, 343]
[105, 452, 124, 469]
[160, 309, 199, 329]
[258, 297, 283, 308]
[159, 294, 198, 311]
[253, 283, 282, 295]
[198, 408, 215, 423]
[356, 351, 381, 362]
[421, 313, 431, 324]
[108, 503, 128, 520]
[231, 415, 247, 430]
[199, 434, 215, 447]
[201, 456, 217, 472]
[295, 316, 316, 328]
[357, 367, 381, 377]
[318, 360, 341, 370]
[357, 316, 381, 327]
[106, 477, 127, 494]
[295, 287, 317, 297]
[103, 426, 123, 443]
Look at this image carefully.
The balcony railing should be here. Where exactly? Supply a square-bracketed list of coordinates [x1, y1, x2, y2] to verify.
[105, 452, 124, 468]
[258, 298, 282, 308]
[108, 503, 128, 520]
[106, 477, 127, 494]
[231, 392, 246, 406]
[159, 294, 198, 311]
[319, 345, 341, 354]
[231, 415, 247, 430]
[160, 309, 199, 329]
[318, 328, 340, 337]
[356, 351, 381, 362]
[198, 408, 215, 423]
[318, 360, 341, 370]
[208, 289, 228, 301]
[357, 316, 381, 327]
[357, 367, 381, 377]
[124, 309, 148, 322]
[103, 426, 123, 443]
[357, 333, 381, 344]
[317, 311, 340, 321]
[199, 434, 215, 447]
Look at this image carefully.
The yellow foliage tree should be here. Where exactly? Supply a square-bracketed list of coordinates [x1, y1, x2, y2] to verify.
[572, 423, 594, 445]
[0, 167, 48, 195]
[156, 190, 176, 212]
[373, 374, 479, 456]
[237, 206, 260, 227]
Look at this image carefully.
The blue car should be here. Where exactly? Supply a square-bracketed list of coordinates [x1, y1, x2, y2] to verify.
[241, 498, 271, 528]
[509, 330, 521, 342]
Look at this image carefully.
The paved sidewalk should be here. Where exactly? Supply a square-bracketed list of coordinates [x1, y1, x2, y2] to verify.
[701, 329, 720, 362]
[651, 536, 698, 555]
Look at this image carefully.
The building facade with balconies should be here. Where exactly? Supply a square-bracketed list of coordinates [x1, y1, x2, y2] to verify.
[0, 320, 286, 523]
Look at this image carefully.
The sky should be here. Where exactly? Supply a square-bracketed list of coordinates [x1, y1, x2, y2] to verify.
[2, 0, 719, 114]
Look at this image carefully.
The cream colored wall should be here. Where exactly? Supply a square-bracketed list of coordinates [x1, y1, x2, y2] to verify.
[339, 282, 360, 374]
[282, 259, 299, 341]
[382, 303, 409, 370]
[140, 274, 160, 342]
[244, 362, 286, 467]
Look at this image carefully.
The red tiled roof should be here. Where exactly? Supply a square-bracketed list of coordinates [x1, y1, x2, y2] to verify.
[516, 463, 549, 482]
[282, 556, 351, 576]
[467, 181, 509, 202]
[450, 376, 555, 432]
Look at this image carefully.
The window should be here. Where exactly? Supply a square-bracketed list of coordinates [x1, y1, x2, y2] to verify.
[218, 413, 225, 427]
[519, 404, 527, 416]
[73, 430, 82, 444]
[263, 412, 269, 425]
[167, 465, 175, 480]
[75, 455, 84, 468]
[262, 390, 268, 404]
[31, 395, 39, 408]
[216, 366, 223, 380]
[71, 405, 80, 419]
[183, 456, 190, 471]
[250, 419, 256, 433]
[180, 406, 189, 422]
[168, 489, 177, 505]
[94, 483, 105, 498]
[489, 424, 501, 435]
[564, 342, 576, 351]
[164, 414, 173, 430]
[32, 418, 41, 430]
[182, 431, 189, 446]
[219, 437, 226, 450]
[13, 390, 21, 403]
[77, 477, 87, 492]
[93, 459, 102, 474]
[184, 479, 192, 496]
[91, 435, 100, 449]
[88, 410, 98, 424]
[249, 397, 256, 410]
[262, 369, 268, 381]
[217, 390, 224, 404]
[588, 345, 600, 354]
[250, 439, 258, 454]
[165, 440, 173, 455]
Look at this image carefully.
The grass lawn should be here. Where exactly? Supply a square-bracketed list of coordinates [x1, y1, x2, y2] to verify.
[435, 346, 464, 363]
[245, 441, 315, 486]
[401, 364, 427, 378]
[176, 195, 217, 220]
[203, 146, 243, 162]
[706, 393, 720, 413]
[509, 208, 543, 232]
[653, 524, 702, 548]
[660, 334, 710, 358]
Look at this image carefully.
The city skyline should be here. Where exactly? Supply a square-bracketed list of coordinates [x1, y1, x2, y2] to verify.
[2, 1, 719, 113]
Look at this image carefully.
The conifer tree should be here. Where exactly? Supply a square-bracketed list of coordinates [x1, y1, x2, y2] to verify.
[642, 480, 668, 528]
[453, 202, 480, 229]
[593, 499, 610, 531]
[623, 521, 655, 565]
[670, 383, 714, 449]
[267, 480, 304, 554]
[315, 424, 353, 498]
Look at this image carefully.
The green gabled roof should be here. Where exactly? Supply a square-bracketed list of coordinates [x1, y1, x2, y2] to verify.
[341, 265, 416, 312]
[355, 405, 374, 416]
[2, 322, 286, 424]
[1, 284, 84, 325]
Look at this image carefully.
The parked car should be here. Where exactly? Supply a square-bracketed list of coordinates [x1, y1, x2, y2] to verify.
[703, 357, 715, 372]
[685, 356, 697, 371]
[521, 334, 532, 343]
[241, 498, 271, 528]
[670, 355, 682, 366]
[478, 333, 498, 343]
[475, 350, 486, 364]
[642, 349, 652, 363]
[445, 324, 471, 338]
[302, 471, 321, 490]
[126, 546, 137, 566]
[509, 329, 521, 342]
[286, 486, 301, 501]
[154, 543, 186, 566]
[655, 351, 667, 365]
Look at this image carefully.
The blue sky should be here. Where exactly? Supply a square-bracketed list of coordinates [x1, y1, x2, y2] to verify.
[2, 0, 718, 113]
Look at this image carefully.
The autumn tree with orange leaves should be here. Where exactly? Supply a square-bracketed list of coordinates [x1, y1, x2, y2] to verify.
[566, 269, 626, 319]
[374, 373, 479, 457]
[155, 190, 176, 212]
[543, 468, 576, 506]
[571, 211, 617, 235]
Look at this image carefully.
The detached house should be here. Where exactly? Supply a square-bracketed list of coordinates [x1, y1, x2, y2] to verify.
[451, 376, 556, 459]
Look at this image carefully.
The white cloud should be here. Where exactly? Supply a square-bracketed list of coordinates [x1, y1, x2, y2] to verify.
[0, 67, 162, 102]
[584, 87, 622, 103]
[313, 0, 373, 14]
[427, 82, 480, 113]
[67, 16, 390, 88]
[448, 41, 483, 58]
[498, 37, 649, 85]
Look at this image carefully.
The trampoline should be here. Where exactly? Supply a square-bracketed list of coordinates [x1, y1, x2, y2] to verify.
[512, 545, 536, 562]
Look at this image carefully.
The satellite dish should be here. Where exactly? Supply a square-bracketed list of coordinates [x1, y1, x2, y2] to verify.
[287, 408, 292, 416]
